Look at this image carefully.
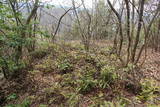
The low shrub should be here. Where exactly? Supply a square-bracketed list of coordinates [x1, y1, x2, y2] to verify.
[30, 49, 48, 59]
[5, 99, 31, 107]
[76, 76, 97, 94]
[98, 66, 117, 89]
[137, 79, 160, 102]
[57, 59, 73, 74]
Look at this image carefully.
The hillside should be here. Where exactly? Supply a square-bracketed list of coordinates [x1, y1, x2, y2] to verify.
[1, 41, 160, 107]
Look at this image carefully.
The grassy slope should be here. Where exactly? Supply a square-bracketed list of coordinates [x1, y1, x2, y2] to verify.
[1, 41, 160, 107]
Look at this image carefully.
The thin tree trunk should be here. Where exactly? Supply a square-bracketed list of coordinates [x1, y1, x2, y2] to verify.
[125, 0, 131, 65]
[131, 0, 145, 62]
[131, 0, 135, 60]
[52, 8, 72, 42]
[107, 0, 124, 56]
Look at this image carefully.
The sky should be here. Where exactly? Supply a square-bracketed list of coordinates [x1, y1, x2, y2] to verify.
[42, 0, 93, 8]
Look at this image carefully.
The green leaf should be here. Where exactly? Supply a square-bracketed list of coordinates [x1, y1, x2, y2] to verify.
[7, 93, 17, 100]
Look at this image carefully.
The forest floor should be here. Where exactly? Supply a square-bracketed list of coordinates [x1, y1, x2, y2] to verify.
[0, 41, 160, 107]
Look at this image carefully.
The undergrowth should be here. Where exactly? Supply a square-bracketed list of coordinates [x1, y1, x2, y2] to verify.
[1, 42, 160, 107]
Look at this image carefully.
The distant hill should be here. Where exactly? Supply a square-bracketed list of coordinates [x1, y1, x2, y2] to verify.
[38, 7, 74, 34]
[21, 3, 75, 34]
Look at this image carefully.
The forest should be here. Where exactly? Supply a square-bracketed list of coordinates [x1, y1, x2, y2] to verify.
[0, 0, 160, 107]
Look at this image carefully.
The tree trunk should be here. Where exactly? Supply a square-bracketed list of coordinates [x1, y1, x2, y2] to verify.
[125, 0, 131, 65]
[131, 0, 145, 62]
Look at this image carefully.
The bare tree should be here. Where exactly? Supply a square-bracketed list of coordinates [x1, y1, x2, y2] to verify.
[107, 0, 124, 56]
[72, 0, 92, 51]
[131, 0, 145, 62]
[124, 0, 131, 64]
